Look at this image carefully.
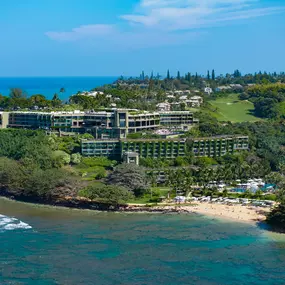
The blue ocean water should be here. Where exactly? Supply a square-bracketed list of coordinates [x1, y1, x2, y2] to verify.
[0, 77, 117, 100]
[1, 198, 285, 285]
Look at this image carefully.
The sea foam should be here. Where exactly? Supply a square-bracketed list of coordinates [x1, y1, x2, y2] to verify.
[0, 214, 32, 232]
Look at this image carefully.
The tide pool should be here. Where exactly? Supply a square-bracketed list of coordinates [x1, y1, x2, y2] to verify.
[0, 198, 285, 285]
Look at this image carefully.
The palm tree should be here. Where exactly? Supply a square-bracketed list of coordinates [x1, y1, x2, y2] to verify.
[183, 169, 194, 198]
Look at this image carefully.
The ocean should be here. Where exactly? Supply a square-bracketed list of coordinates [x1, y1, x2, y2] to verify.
[1, 198, 285, 285]
[0, 77, 118, 100]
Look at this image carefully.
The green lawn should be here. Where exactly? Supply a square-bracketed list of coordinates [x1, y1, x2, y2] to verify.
[208, 94, 262, 123]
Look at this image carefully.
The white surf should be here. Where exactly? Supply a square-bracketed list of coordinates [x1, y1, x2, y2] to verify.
[0, 214, 32, 232]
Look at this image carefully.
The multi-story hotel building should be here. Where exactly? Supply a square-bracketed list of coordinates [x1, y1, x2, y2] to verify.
[81, 136, 249, 160]
[1, 109, 197, 139]
[0, 110, 249, 161]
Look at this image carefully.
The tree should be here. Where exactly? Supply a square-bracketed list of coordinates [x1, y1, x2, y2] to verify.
[9, 88, 27, 99]
[30, 94, 48, 108]
[52, 150, 71, 168]
[267, 187, 285, 232]
[207, 70, 210, 81]
[233, 69, 241, 78]
[177, 71, 181, 80]
[71, 153, 82, 164]
[211, 69, 215, 81]
[167, 70, 170, 80]
[52, 93, 62, 107]
[60, 87, 66, 94]
[79, 184, 134, 205]
[106, 163, 148, 196]
[52, 93, 59, 101]
[265, 172, 285, 188]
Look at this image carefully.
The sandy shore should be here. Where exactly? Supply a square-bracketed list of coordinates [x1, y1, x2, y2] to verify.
[190, 202, 270, 223]
[126, 202, 272, 224]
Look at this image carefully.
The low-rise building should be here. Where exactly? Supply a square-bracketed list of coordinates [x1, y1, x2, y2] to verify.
[204, 87, 213, 94]
[156, 102, 171, 112]
[185, 96, 203, 107]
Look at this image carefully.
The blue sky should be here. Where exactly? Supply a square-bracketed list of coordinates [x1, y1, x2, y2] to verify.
[0, 0, 284, 77]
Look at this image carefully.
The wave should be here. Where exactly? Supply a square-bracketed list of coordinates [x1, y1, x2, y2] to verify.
[0, 214, 32, 232]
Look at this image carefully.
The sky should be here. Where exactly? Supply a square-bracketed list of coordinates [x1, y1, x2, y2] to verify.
[0, 0, 285, 77]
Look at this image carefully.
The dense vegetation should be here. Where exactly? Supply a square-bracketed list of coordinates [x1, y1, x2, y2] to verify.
[0, 130, 81, 199]
[266, 181, 285, 232]
[0, 130, 150, 205]
[239, 83, 285, 119]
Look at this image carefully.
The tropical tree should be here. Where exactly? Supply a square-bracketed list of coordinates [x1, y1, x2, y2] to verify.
[60, 87, 66, 94]
[79, 184, 133, 205]
[106, 163, 148, 196]
[9, 88, 26, 99]
[52, 93, 62, 107]
[30, 94, 48, 108]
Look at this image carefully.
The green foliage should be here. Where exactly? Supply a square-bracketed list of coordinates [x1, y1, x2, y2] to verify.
[107, 163, 149, 196]
[244, 83, 285, 119]
[79, 157, 116, 169]
[0, 88, 62, 110]
[78, 184, 133, 204]
[267, 204, 285, 232]
[195, 157, 217, 167]
[52, 150, 71, 168]
[265, 172, 285, 187]
[71, 153, 82, 164]
[0, 129, 54, 169]
[0, 157, 77, 198]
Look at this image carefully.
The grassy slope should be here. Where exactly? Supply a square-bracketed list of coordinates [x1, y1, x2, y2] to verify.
[208, 94, 262, 123]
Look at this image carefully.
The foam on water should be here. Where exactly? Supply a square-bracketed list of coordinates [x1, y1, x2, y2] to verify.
[0, 214, 32, 232]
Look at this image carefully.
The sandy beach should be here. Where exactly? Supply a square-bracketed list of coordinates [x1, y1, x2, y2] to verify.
[189, 202, 270, 223]
[126, 202, 272, 224]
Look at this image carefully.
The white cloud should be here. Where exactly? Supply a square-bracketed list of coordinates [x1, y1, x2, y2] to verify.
[46, 24, 114, 41]
[45, 0, 285, 47]
[121, 0, 284, 30]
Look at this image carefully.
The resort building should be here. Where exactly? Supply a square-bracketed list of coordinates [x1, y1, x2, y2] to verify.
[2, 109, 197, 139]
[190, 136, 249, 157]
[81, 135, 249, 161]
[159, 111, 198, 126]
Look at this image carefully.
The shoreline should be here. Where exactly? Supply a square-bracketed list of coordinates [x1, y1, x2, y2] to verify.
[0, 195, 270, 225]
[123, 202, 271, 225]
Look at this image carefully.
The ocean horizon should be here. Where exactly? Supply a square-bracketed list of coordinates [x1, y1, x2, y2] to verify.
[0, 76, 118, 100]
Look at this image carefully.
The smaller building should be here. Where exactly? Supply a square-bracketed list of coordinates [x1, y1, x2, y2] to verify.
[179, 95, 188, 101]
[185, 96, 203, 107]
[204, 87, 213, 94]
[156, 102, 171, 112]
[123, 152, 139, 165]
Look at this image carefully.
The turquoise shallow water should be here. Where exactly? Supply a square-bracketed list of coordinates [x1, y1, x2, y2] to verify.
[1, 199, 285, 285]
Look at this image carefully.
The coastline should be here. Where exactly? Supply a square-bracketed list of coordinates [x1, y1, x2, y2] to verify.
[0, 194, 270, 225]
[123, 202, 270, 224]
